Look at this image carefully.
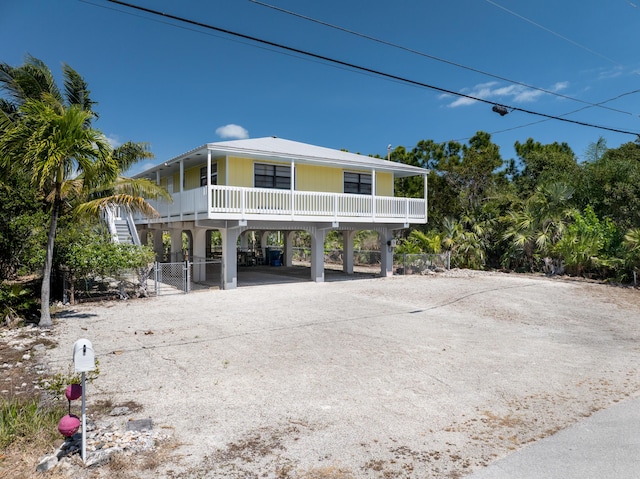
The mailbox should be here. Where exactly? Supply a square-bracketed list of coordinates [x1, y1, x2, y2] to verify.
[72, 339, 95, 373]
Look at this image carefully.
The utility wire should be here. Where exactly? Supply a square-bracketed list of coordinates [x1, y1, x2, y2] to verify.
[104, 0, 639, 137]
[453, 88, 640, 142]
[250, 0, 633, 117]
[484, 0, 621, 66]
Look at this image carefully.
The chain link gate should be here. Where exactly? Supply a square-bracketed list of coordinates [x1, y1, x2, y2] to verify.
[154, 261, 191, 295]
[153, 258, 223, 295]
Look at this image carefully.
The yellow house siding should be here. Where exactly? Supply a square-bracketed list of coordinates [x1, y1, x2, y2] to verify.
[296, 164, 342, 193]
[376, 172, 394, 197]
[184, 166, 201, 190]
[216, 159, 226, 186]
[227, 156, 253, 187]
[159, 157, 394, 195]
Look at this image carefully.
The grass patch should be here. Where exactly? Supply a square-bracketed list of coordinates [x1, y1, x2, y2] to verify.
[0, 396, 67, 451]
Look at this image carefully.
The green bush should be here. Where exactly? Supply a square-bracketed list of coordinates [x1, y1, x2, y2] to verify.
[0, 282, 38, 326]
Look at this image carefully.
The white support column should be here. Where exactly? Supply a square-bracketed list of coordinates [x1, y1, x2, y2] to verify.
[310, 228, 326, 283]
[284, 231, 295, 267]
[261, 231, 270, 252]
[379, 229, 394, 277]
[423, 173, 428, 222]
[170, 229, 183, 262]
[240, 231, 249, 250]
[342, 230, 356, 274]
[291, 161, 296, 220]
[371, 169, 377, 220]
[179, 160, 184, 193]
[207, 149, 212, 219]
[221, 227, 240, 289]
[192, 229, 207, 282]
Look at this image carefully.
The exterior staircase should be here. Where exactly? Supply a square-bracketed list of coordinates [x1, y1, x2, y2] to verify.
[114, 219, 137, 244]
[103, 205, 141, 245]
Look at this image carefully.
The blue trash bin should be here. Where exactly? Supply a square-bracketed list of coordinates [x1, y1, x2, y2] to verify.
[269, 249, 282, 266]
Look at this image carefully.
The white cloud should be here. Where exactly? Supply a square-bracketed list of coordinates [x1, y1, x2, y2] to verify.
[443, 80, 570, 108]
[105, 134, 122, 148]
[449, 96, 480, 108]
[447, 82, 497, 108]
[216, 124, 249, 140]
[553, 81, 569, 91]
[598, 66, 624, 80]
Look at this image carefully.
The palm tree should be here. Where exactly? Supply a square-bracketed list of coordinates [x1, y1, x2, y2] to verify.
[0, 96, 117, 327]
[1, 56, 169, 326]
[406, 229, 443, 254]
[502, 182, 576, 272]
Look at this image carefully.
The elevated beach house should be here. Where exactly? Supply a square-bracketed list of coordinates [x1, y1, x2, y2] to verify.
[131, 137, 428, 289]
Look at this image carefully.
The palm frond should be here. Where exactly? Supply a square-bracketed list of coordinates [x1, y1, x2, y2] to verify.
[77, 195, 160, 218]
[624, 228, 640, 252]
[91, 177, 172, 201]
[62, 63, 96, 115]
[112, 142, 154, 172]
[14, 55, 63, 104]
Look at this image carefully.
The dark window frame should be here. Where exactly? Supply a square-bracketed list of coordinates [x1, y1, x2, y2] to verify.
[200, 163, 218, 187]
[254, 163, 291, 190]
[344, 171, 372, 195]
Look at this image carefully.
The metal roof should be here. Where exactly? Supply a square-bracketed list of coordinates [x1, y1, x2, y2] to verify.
[135, 137, 428, 180]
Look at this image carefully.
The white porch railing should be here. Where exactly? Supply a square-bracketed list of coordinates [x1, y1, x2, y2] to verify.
[135, 185, 426, 224]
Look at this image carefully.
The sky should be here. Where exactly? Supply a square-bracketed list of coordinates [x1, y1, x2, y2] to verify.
[2, 0, 640, 175]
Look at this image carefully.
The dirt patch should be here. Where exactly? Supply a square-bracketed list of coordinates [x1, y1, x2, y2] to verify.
[0, 326, 54, 401]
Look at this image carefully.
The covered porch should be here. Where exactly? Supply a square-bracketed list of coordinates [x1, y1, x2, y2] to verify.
[132, 184, 427, 225]
[137, 219, 405, 290]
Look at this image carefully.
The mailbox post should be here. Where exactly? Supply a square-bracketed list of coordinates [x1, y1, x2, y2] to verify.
[72, 339, 95, 463]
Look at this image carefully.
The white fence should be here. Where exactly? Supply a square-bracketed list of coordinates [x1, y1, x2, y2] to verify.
[136, 186, 427, 223]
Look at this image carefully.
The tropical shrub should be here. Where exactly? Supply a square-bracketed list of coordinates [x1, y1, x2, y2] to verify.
[623, 228, 640, 277]
[554, 206, 618, 277]
[57, 230, 156, 303]
[0, 282, 38, 326]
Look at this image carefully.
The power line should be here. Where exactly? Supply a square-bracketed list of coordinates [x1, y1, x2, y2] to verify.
[453, 88, 640, 142]
[484, 0, 621, 66]
[250, 0, 633, 117]
[104, 0, 640, 137]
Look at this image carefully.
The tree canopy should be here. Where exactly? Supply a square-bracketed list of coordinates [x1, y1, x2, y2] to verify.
[393, 132, 640, 281]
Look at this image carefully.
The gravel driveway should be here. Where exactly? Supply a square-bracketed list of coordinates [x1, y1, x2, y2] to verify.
[47, 271, 640, 478]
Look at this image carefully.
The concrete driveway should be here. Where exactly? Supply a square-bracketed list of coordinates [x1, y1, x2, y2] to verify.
[49, 271, 640, 478]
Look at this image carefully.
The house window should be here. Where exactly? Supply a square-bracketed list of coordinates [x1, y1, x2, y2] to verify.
[254, 163, 291, 189]
[200, 163, 217, 186]
[344, 172, 372, 195]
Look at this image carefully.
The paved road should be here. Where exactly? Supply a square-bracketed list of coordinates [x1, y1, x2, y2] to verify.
[466, 394, 640, 479]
